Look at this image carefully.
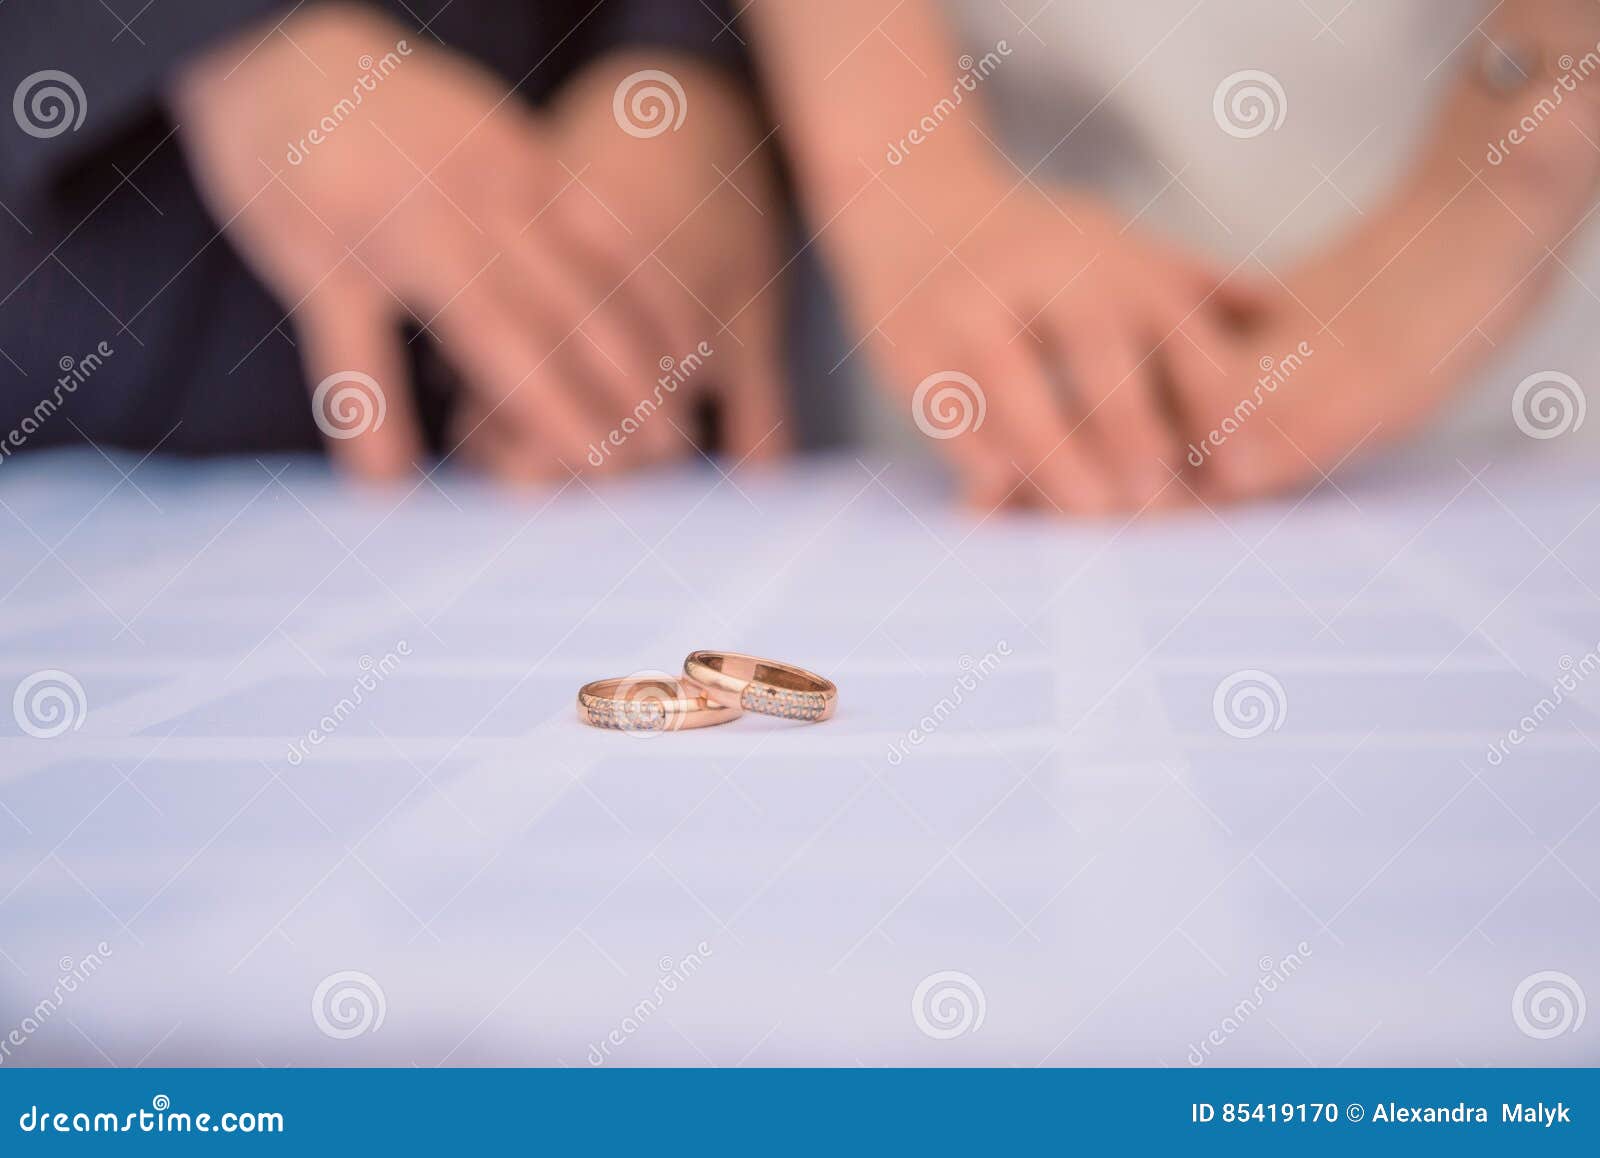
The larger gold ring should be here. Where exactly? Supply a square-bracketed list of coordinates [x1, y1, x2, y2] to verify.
[683, 651, 837, 722]
[578, 675, 740, 732]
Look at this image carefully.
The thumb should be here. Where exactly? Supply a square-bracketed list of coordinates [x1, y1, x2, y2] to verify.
[1163, 247, 1275, 331]
[1201, 268, 1278, 331]
[295, 294, 426, 482]
[1206, 410, 1315, 501]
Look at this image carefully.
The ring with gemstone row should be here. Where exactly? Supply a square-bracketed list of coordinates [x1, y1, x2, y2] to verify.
[578, 675, 741, 732]
[682, 651, 837, 722]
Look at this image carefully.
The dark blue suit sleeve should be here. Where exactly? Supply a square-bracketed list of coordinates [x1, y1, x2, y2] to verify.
[0, 0, 289, 205]
[587, 0, 749, 74]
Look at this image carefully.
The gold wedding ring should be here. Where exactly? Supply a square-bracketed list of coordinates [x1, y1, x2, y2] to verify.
[577, 675, 740, 732]
[682, 651, 837, 722]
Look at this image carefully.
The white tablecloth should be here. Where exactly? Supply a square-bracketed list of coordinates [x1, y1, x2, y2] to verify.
[1, 444, 1597, 1065]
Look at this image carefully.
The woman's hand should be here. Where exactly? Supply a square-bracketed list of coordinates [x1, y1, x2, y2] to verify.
[1180, 12, 1600, 504]
[830, 170, 1243, 513]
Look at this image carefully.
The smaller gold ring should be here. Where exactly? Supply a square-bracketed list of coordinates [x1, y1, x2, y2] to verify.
[683, 651, 837, 722]
[578, 675, 741, 732]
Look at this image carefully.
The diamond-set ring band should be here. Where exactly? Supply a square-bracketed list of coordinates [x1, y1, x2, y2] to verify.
[577, 676, 740, 732]
[577, 653, 837, 731]
[683, 651, 838, 723]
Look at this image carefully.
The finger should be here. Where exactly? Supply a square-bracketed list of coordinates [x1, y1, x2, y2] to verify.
[546, 190, 700, 368]
[939, 413, 1021, 512]
[1145, 242, 1273, 331]
[294, 293, 425, 482]
[446, 395, 490, 472]
[1209, 275, 1276, 328]
[719, 286, 792, 466]
[488, 218, 680, 463]
[1051, 310, 1183, 509]
[884, 343, 1018, 511]
[429, 271, 614, 476]
[979, 334, 1118, 515]
[1160, 312, 1268, 500]
[462, 408, 566, 486]
[446, 395, 504, 480]
[1204, 401, 1321, 501]
[1186, 274, 1278, 338]
[1152, 241, 1252, 300]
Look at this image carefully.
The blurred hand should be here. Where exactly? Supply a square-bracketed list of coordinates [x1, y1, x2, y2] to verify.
[1180, 45, 1600, 503]
[1179, 205, 1547, 503]
[1173, 274, 1417, 503]
[172, 3, 699, 482]
[476, 52, 790, 473]
[833, 172, 1243, 514]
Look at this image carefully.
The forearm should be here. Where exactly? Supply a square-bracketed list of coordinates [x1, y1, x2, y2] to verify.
[1338, 0, 1600, 377]
[1406, 0, 1600, 244]
[741, 0, 1004, 231]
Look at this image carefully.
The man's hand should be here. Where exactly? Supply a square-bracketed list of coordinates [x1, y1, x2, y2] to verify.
[470, 51, 790, 476]
[171, 3, 699, 482]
